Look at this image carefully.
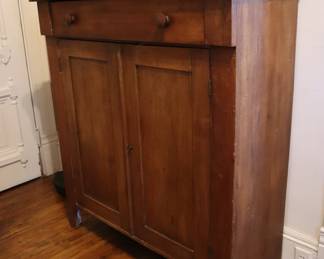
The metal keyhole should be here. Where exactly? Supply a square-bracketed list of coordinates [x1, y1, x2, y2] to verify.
[127, 144, 134, 154]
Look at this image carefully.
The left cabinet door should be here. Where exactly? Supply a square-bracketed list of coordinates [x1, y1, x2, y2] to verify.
[59, 40, 130, 231]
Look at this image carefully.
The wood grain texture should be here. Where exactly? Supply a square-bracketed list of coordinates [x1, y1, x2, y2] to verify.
[36, 0, 299, 258]
[36, 0, 232, 46]
[50, 0, 205, 45]
[231, 0, 298, 258]
[37, 2, 53, 35]
[122, 45, 211, 259]
[0, 178, 163, 259]
[208, 47, 236, 259]
[205, 0, 232, 45]
[46, 37, 77, 226]
[59, 40, 130, 231]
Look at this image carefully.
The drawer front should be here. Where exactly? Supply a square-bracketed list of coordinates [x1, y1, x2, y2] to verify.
[50, 0, 206, 45]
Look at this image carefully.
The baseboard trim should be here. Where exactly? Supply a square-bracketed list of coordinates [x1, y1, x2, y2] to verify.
[39, 134, 62, 176]
[318, 227, 324, 259]
[41, 133, 59, 145]
[284, 226, 319, 252]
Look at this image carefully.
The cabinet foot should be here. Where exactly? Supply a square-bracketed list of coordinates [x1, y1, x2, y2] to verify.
[75, 208, 82, 227]
[67, 206, 82, 228]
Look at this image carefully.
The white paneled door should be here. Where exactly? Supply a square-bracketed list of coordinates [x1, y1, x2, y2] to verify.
[0, 0, 41, 191]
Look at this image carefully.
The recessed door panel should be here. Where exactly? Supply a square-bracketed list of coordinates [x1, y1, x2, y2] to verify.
[60, 40, 129, 230]
[70, 57, 120, 210]
[123, 45, 211, 258]
[137, 65, 194, 249]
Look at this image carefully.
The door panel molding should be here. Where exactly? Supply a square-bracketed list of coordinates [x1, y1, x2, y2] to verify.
[60, 40, 130, 231]
[123, 45, 211, 259]
[0, 0, 11, 66]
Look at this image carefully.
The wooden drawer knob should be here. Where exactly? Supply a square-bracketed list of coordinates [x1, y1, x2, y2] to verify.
[64, 14, 77, 26]
[156, 13, 171, 28]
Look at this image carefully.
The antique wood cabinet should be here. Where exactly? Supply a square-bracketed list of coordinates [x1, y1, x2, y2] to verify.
[34, 0, 298, 258]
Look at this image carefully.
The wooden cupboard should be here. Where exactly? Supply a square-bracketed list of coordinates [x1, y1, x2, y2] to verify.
[35, 0, 298, 258]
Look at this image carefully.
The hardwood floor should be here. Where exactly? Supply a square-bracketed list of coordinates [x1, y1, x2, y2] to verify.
[0, 177, 163, 258]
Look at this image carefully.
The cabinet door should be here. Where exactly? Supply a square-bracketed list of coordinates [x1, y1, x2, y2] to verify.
[123, 45, 211, 258]
[60, 40, 130, 231]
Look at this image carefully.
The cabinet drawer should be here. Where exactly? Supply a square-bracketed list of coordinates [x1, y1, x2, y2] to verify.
[49, 0, 225, 45]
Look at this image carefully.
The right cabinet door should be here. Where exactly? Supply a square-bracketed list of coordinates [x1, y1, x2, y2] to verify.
[122, 45, 211, 259]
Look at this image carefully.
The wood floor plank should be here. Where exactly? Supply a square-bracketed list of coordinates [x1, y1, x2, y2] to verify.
[0, 178, 163, 259]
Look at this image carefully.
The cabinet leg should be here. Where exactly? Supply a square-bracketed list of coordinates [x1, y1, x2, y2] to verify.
[76, 208, 82, 227]
[67, 204, 82, 228]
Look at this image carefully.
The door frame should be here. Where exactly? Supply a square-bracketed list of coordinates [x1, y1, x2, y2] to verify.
[0, 0, 41, 191]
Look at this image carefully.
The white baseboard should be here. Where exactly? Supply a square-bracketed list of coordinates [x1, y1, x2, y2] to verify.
[39, 134, 62, 176]
[318, 227, 324, 259]
[282, 226, 320, 259]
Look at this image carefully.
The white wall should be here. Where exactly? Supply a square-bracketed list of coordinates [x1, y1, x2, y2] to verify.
[283, 0, 324, 258]
[19, 0, 61, 175]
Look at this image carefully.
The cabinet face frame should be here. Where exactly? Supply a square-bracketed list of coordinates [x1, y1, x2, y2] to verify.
[122, 45, 212, 259]
[59, 40, 131, 231]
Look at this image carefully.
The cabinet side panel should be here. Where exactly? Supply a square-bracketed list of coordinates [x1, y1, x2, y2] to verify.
[58, 40, 130, 230]
[232, 0, 298, 258]
[209, 48, 236, 259]
[46, 37, 77, 226]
